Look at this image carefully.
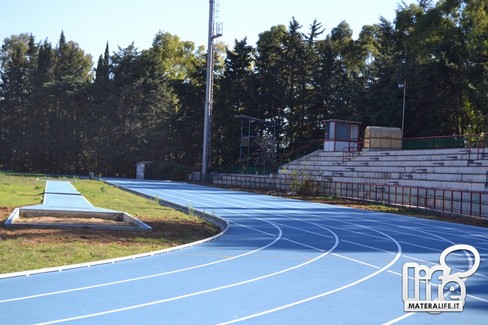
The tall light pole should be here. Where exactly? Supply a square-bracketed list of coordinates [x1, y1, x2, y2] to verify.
[201, 0, 222, 181]
[399, 81, 406, 132]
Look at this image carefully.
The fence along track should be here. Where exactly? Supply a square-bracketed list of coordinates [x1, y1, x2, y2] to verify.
[213, 175, 488, 219]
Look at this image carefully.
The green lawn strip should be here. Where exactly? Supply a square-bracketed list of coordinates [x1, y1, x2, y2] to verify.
[73, 179, 186, 221]
[0, 172, 44, 207]
[0, 238, 163, 271]
[0, 173, 218, 274]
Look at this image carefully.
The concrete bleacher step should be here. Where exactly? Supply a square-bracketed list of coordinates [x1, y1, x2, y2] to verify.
[282, 161, 485, 177]
[468, 160, 482, 166]
[391, 179, 483, 191]
[339, 170, 476, 190]
[359, 148, 472, 161]
[278, 147, 488, 192]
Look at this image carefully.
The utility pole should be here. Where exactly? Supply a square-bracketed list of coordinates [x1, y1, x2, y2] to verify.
[201, 0, 222, 182]
[402, 81, 406, 133]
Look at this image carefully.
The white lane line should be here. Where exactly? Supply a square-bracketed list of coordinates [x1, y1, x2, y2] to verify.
[19, 181, 487, 324]
[226, 201, 398, 271]
[3, 180, 348, 304]
[380, 221, 488, 324]
[331, 253, 380, 269]
[217, 227, 402, 324]
[341, 239, 397, 255]
[0, 219, 281, 304]
[387, 270, 402, 277]
[215, 188, 409, 278]
[467, 293, 488, 303]
[382, 312, 415, 324]
[273, 220, 399, 265]
[218, 191, 488, 323]
[270, 200, 488, 277]
[33, 229, 340, 325]
[1, 183, 295, 302]
[401, 253, 488, 280]
[2, 182, 335, 304]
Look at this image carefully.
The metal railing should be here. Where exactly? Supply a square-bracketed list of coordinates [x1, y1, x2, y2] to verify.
[320, 181, 487, 219]
[338, 133, 487, 154]
[213, 175, 488, 219]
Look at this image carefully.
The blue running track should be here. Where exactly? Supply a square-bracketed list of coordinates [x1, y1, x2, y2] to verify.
[0, 179, 487, 324]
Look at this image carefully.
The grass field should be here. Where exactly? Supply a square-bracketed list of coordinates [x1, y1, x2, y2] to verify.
[0, 172, 219, 274]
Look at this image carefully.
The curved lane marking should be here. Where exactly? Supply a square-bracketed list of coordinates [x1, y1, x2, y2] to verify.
[110, 181, 488, 322]
[381, 216, 486, 324]
[33, 228, 340, 325]
[0, 218, 282, 303]
[96, 190, 405, 324]
[2, 181, 333, 303]
[217, 226, 403, 324]
[8, 181, 485, 324]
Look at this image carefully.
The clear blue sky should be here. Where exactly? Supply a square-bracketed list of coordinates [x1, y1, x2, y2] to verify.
[1, 0, 420, 60]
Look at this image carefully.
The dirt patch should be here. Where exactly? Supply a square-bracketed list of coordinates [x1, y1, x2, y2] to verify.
[0, 207, 219, 245]
[14, 216, 132, 226]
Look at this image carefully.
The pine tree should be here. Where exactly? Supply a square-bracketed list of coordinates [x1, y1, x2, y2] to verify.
[95, 42, 110, 84]
[0, 34, 32, 169]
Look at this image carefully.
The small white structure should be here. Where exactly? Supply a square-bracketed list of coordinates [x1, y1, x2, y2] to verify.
[136, 161, 152, 180]
[324, 119, 361, 152]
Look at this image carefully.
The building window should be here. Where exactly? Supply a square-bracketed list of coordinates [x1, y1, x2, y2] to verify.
[336, 123, 350, 140]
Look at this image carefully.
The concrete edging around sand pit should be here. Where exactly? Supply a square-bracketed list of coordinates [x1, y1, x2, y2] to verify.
[4, 180, 152, 232]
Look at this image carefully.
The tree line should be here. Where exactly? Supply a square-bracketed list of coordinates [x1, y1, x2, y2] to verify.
[1, 0, 487, 178]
